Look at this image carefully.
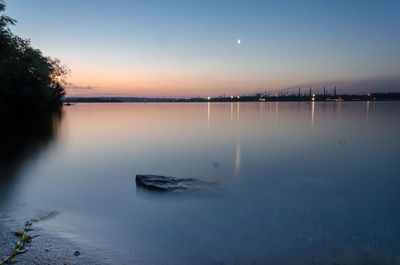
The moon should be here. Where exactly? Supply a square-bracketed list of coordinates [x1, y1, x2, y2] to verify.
[237, 38, 241, 45]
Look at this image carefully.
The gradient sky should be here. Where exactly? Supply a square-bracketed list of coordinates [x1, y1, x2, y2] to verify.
[5, 0, 400, 97]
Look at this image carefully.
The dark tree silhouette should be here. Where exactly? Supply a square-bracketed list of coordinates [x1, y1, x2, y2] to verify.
[0, 1, 68, 106]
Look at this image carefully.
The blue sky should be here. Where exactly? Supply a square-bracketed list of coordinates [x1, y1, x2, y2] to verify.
[5, 0, 400, 96]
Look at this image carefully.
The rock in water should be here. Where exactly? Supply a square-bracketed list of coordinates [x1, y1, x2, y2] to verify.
[135, 175, 217, 193]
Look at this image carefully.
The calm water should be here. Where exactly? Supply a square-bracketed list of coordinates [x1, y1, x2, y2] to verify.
[1, 102, 400, 264]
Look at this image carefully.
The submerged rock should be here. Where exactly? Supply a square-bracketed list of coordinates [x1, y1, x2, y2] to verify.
[135, 175, 217, 193]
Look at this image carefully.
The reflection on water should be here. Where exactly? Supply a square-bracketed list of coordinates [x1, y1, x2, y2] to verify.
[0, 108, 62, 205]
[230, 102, 233, 124]
[234, 140, 241, 176]
[0, 102, 400, 264]
[207, 101, 210, 127]
[311, 101, 315, 128]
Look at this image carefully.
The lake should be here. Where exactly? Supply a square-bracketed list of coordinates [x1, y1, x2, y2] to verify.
[1, 102, 400, 264]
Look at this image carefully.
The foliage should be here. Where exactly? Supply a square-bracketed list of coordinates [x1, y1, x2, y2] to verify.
[0, 219, 33, 264]
[0, 0, 68, 105]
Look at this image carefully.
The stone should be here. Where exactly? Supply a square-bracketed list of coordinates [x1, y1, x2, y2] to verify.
[135, 175, 217, 193]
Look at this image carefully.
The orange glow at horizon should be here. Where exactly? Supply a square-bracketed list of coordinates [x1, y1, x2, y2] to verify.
[66, 65, 314, 97]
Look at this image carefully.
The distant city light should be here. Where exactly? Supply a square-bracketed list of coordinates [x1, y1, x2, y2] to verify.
[237, 96, 240, 99]
[207, 96, 211, 100]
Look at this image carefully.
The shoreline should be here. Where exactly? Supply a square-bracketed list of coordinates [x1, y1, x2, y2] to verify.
[0, 213, 108, 265]
[63, 92, 400, 103]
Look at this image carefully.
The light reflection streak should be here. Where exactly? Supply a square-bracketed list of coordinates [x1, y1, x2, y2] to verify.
[207, 102, 210, 127]
[234, 140, 241, 176]
[230, 102, 233, 125]
[311, 101, 315, 128]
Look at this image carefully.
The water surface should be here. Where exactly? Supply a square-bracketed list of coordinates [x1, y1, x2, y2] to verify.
[1, 102, 400, 264]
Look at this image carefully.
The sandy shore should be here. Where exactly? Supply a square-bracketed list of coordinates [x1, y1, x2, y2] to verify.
[0, 216, 108, 265]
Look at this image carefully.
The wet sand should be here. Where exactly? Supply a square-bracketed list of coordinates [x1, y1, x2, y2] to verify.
[0, 215, 108, 265]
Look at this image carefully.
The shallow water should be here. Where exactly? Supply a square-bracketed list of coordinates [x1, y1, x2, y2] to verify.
[1, 102, 400, 264]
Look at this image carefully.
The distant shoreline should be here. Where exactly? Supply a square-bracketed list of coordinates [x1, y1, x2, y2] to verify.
[64, 92, 400, 103]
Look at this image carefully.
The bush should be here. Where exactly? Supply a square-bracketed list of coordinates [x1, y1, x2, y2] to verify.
[0, 1, 68, 105]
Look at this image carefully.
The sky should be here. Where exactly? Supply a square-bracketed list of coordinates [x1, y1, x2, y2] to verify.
[5, 0, 400, 97]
